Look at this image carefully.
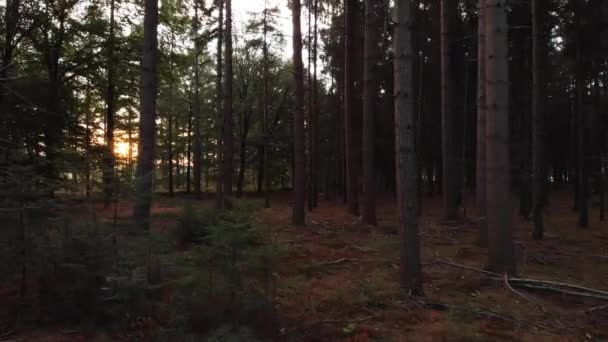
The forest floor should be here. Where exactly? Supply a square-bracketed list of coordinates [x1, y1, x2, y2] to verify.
[255, 192, 608, 341]
[1, 191, 607, 341]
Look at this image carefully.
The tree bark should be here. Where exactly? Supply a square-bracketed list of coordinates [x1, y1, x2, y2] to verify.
[262, 3, 270, 208]
[223, 0, 234, 198]
[477, 0, 488, 246]
[362, 0, 378, 225]
[291, 0, 306, 226]
[441, 0, 458, 220]
[186, 105, 192, 193]
[344, 0, 359, 215]
[575, 2, 588, 228]
[532, 0, 545, 239]
[216, 0, 224, 208]
[133, 0, 159, 230]
[485, 0, 515, 274]
[103, 0, 117, 207]
[193, 3, 203, 197]
[394, 0, 422, 295]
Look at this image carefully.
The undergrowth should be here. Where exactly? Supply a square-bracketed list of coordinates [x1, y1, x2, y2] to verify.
[0, 198, 284, 341]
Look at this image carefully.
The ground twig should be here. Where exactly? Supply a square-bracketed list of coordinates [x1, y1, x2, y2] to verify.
[316, 258, 359, 267]
[504, 274, 547, 313]
[434, 259, 608, 301]
[319, 314, 377, 324]
[404, 299, 551, 331]
[584, 304, 608, 313]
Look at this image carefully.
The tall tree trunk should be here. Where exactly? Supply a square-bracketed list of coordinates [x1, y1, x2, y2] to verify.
[186, 106, 192, 193]
[291, 0, 306, 226]
[134, 0, 159, 230]
[532, 0, 545, 239]
[167, 108, 174, 196]
[441, 0, 458, 220]
[193, 3, 203, 197]
[344, 0, 359, 215]
[575, 2, 588, 228]
[236, 112, 250, 198]
[477, 0, 488, 246]
[485, 0, 515, 274]
[215, 0, 224, 208]
[394, 0, 422, 295]
[85, 82, 92, 198]
[307, 0, 313, 212]
[103, 0, 117, 207]
[312, 0, 319, 207]
[262, 2, 270, 208]
[223, 0, 234, 198]
[362, 0, 378, 225]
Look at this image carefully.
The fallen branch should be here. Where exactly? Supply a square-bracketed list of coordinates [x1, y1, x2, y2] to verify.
[505, 278, 608, 298]
[513, 283, 608, 301]
[504, 274, 546, 313]
[316, 258, 359, 267]
[434, 259, 608, 301]
[406, 300, 550, 331]
[584, 304, 608, 313]
[433, 260, 499, 277]
[319, 314, 377, 324]
[350, 244, 376, 253]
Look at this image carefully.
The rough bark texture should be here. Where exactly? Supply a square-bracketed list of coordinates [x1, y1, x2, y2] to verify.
[193, 3, 203, 197]
[440, 0, 458, 220]
[362, 0, 378, 225]
[532, 0, 544, 239]
[103, 0, 116, 207]
[186, 107, 192, 193]
[291, 0, 306, 226]
[394, 0, 422, 294]
[263, 3, 270, 208]
[134, 0, 159, 230]
[223, 0, 234, 198]
[344, 0, 359, 216]
[215, 0, 224, 208]
[312, 0, 319, 208]
[476, 0, 488, 246]
[575, 2, 588, 228]
[485, 0, 515, 274]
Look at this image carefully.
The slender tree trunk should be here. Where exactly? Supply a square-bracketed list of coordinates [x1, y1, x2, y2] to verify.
[168, 112, 174, 196]
[575, 2, 588, 228]
[532, 0, 545, 239]
[257, 144, 264, 193]
[262, 2, 270, 208]
[85, 83, 92, 198]
[104, 0, 117, 207]
[477, 0, 488, 246]
[133, 0, 159, 230]
[186, 107, 192, 193]
[223, 0, 234, 198]
[291, 0, 306, 226]
[216, 0, 224, 208]
[362, 0, 378, 225]
[344, 0, 359, 215]
[193, 3, 203, 197]
[394, 0, 422, 295]
[236, 114, 249, 198]
[307, 0, 313, 212]
[127, 109, 134, 178]
[312, 0, 319, 207]
[485, 0, 515, 274]
[441, 0, 458, 220]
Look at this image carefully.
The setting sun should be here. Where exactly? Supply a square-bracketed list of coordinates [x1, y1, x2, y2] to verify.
[114, 141, 132, 159]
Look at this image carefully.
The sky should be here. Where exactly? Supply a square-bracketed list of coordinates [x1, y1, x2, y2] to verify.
[232, 0, 294, 58]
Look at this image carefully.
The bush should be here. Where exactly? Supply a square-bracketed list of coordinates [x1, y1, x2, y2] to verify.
[174, 205, 213, 245]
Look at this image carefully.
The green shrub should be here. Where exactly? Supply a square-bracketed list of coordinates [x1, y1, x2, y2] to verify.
[174, 205, 213, 245]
